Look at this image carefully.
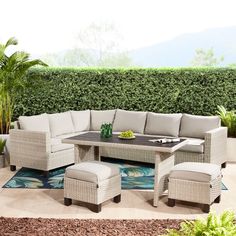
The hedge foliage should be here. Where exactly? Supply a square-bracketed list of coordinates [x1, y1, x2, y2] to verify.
[13, 67, 236, 120]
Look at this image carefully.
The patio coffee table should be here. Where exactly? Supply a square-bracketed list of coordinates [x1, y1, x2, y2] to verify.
[62, 132, 188, 207]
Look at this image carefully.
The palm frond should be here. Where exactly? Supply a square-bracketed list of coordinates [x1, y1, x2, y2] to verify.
[217, 105, 227, 118]
[0, 37, 47, 134]
[5, 37, 18, 48]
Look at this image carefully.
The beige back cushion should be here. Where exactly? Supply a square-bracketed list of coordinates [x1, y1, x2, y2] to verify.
[49, 112, 75, 137]
[70, 110, 90, 132]
[19, 113, 50, 133]
[90, 110, 116, 131]
[180, 114, 220, 138]
[113, 109, 147, 133]
[145, 112, 182, 137]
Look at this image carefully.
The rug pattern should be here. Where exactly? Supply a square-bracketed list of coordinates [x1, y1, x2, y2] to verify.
[3, 158, 155, 189]
[3, 158, 228, 190]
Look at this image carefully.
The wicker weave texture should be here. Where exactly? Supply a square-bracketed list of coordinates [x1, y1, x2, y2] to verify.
[204, 127, 227, 165]
[100, 147, 155, 163]
[175, 151, 204, 165]
[74, 145, 100, 163]
[49, 149, 74, 169]
[10, 129, 74, 171]
[153, 154, 174, 206]
[64, 175, 121, 204]
[101, 146, 208, 165]
[9, 126, 227, 172]
[100, 127, 227, 166]
[168, 175, 221, 204]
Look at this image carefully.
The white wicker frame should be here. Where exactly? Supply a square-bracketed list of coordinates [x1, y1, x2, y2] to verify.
[9, 123, 227, 172]
[64, 174, 121, 205]
[168, 175, 222, 205]
[100, 127, 227, 166]
[9, 129, 74, 171]
[63, 137, 186, 207]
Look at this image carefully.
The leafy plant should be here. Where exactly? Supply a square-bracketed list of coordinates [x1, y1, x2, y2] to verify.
[164, 211, 236, 236]
[0, 37, 47, 134]
[0, 138, 6, 154]
[217, 105, 236, 137]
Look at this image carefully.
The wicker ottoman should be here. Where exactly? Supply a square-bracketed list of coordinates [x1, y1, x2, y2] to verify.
[168, 162, 222, 213]
[64, 161, 121, 213]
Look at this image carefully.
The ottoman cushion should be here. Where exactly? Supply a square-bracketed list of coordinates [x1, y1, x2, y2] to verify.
[65, 161, 120, 184]
[169, 162, 221, 182]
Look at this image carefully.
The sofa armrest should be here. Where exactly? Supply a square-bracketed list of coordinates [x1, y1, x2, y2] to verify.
[10, 129, 51, 160]
[204, 127, 227, 165]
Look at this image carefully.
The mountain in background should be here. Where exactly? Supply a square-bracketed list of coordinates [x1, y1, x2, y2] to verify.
[131, 26, 236, 67]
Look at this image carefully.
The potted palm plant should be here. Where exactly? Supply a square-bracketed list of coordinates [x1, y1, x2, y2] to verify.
[0, 138, 6, 168]
[0, 37, 47, 161]
[217, 105, 236, 162]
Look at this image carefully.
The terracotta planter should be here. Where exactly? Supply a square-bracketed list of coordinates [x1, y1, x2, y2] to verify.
[227, 137, 236, 162]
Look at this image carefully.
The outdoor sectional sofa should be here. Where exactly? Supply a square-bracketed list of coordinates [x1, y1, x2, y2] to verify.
[9, 109, 227, 175]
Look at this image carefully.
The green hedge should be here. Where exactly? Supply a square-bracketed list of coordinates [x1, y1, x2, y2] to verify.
[13, 67, 236, 120]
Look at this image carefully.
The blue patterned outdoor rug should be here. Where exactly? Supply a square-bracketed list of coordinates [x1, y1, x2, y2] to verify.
[3, 158, 228, 190]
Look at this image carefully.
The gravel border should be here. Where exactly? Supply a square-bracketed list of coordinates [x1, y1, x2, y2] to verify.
[0, 217, 182, 236]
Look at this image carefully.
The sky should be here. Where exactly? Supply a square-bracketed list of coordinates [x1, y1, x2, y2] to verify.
[1, 0, 236, 54]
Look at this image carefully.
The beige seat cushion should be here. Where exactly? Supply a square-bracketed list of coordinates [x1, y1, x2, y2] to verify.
[145, 112, 182, 137]
[51, 139, 74, 153]
[169, 162, 221, 182]
[65, 161, 120, 183]
[179, 137, 204, 153]
[50, 132, 86, 153]
[91, 110, 116, 131]
[113, 109, 147, 133]
[180, 114, 220, 138]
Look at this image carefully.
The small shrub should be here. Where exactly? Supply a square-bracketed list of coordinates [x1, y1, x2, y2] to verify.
[0, 139, 6, 154]
[217, 105, 236, 137]
[163, 211, 236, 236]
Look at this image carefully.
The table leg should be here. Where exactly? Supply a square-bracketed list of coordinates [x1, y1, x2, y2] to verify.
[153, 152, 175, 207]
[74, 145, 99, 163]
[94, 146, 100, 161]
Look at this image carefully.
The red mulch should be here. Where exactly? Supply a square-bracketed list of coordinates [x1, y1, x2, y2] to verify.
[0, 217, 182, 236]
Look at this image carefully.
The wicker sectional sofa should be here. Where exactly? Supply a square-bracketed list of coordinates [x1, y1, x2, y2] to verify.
[9, 109, 227, 174]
